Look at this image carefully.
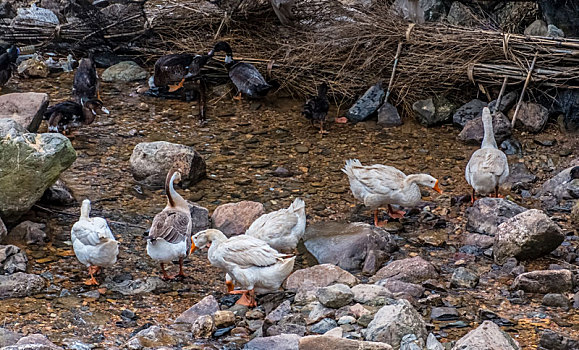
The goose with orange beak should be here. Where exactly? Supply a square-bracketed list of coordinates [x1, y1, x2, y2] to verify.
[190, 229, 295, 308]
[342, 159, 442, 227]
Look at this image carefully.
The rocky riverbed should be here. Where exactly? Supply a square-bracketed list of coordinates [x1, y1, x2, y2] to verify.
[0, 66, 578, 350]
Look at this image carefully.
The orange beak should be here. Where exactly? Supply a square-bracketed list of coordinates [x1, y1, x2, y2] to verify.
[190, 237, 196, 255]
[433, 180, 442, 194]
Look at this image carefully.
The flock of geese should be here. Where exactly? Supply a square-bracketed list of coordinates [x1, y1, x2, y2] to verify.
[1, 42, 509, 307]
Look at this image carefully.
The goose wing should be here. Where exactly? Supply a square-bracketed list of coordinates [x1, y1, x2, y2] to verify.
[246, 209, 299, 242]
[229, 62, 269, 95]
[71, 218, 113, 246]
[219, 236, 283, 268]
[154, 54, 193, 87]
[350, 164, 407, 195]
[148, 208, 190, 243]
[467, 149, 509, 178]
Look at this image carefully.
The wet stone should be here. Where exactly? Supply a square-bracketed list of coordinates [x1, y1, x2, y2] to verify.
[452, 320, 520, 350]
[430, 307, 459, 321]
[213, 310, 235, 328]
[370, 256, 438, 284]
[0, 245, 27, 274]
[512, 269, 573, 294]
[450, 267, 479, 289]
[465, 198, 526, 236]
[542, 294, 570, 309]
[174, 295, 219, 325]
[244, 334, 300, 350]
[365, 299, 427, 347]
[316, 284, 354, 309]
[308, 318, 338, 334]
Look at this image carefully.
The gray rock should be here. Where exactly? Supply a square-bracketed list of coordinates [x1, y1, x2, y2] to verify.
[365, 299, 427, 349]
[351, 284, 393, 304]
[400, 334, 422, 350]
[6, 221, 48, 245]
[11, 5, 59, 25]
[211, 201, 264, 237]
[338, 315, 356, 325]
[188, 202, 209, 235]
[306, 302, 335, 325]
[0, 245, 27, 274]
[377, 103, 402, 128]
[125, 325, 182, 350]
[316, 284, 354, 308]
[375, 279, 425, 298]
[524, 19, 548, 36]
[40, 179, 75, 206]
[284, 264, 358, 292]
[493, 209, 564, 264]
[512, 102, 549, 133]
[244, 334, 300, 350]
[503, 163, 537, 192]
[103, 277, 169, 296]
[547, 24, 565, 38]
[426, 333, 444, 350]
[0, 328, 22, 347]
[542, 293, 570, 309]
[309, 318, 338, 334]
[370, 256, 438, 284]
[488, 91, 518, 114]
[450, 267, 479, 289]
[299, 335, 393, 350]
[213, 310, 235, 328]
[0, 119, 26, 139]
[412, 97, 455, 127]
[512, 269, 573, 293]
[101, 61, 148, 82]
[1, 333, 62, 350]
[430, 307, 459, 321]
[266, 314, 306, 337]
[0, 272, 45, 299]
[465, 198, 526, 236]
[463, 233, 494, 249]
[447, 1, 476, 26]
[451, 320, 520, 350]
[174, 295, 219, 325]
[192, 314, 214, 338]
[574, 292, 579, 309]
[265, 299, 291, 324]
[304, 222, 397, 274]
[0, 129, 76, 221]
[453, 99, 487, 128]
[539, 330, 579, 350]
[346, 81, 384, 122]
[459, 111, 511, 145]
[130, 141, 206, 188]
[535, 164, 579, 210]
[0, 219, 5, 243]
[0, 93, 49, 132]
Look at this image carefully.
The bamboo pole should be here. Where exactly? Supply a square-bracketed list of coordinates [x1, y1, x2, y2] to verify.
[385, 41, 403, 103]
[511, 53, 538, 128]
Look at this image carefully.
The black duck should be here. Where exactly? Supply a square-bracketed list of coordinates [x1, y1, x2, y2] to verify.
[302, 82, 330, 134]
[0, 45, 19, 89]
[73, 57, 100, 103]
[44, 100, 109, 133]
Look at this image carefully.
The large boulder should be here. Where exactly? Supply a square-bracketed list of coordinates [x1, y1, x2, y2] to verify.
[465, 198, 526, 236]
[459, 111, 511, 145]
[365, 299, 428, 349]
[0, 245, 27, 274]
[211, 201, 264, 237]
[130, 141, 206, 188]
[0, 93, 49, 132]
[0, 272, 45, 299]
[512, 269, 573, 294]
[451, 321, 520, 350]
[370, 256, 438, 284]
[493, 209, 564, 264]
[510, 102, 549, 133]
[299, 335, 393, 350]
[101, 61, 148, 82]
[0, 121, 76, 221]
[303, 222, 397, 274]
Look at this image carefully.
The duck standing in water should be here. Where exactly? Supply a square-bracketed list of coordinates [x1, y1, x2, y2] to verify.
[302, 82, 330, 134]
[43, 100, 109, 133]
[342, 159, 442, 226]
[465, 107, 509, 203]
[146, 169, 192, 280]
[147, 51, 214, 121]
[191, 229, 295, 307]
[71, 199, 119, 285]
[0, 45, 19, 89]
[210, 41, 272, 100]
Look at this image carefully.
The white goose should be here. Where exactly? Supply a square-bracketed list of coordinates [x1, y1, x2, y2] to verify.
[191, 229, 295, 307]
[342, 159, 442, 226]
[146, 169, 192, 280]
[71, 199, 119, 285]
[245, 197, 306, 253]
[465, 107, 509, 202]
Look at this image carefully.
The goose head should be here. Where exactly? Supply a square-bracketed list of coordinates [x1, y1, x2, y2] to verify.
[408, 174, 442, 193]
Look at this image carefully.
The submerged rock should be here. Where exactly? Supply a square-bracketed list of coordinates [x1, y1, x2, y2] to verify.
[0, 272, 45, 299]
[0, 93, 49, 132]
[130, 141, 206, 188]
[493, 209, 564, 264]
[101, 61, 148, 82]
[459, 111, 511, 145]
[211, 201, 264, 237]
[0, 245, 27, 274]
[451, 321, 520, 350]
[303, 222, 397, 274]
[346, 81, 384, 123]
[512, 269, 573, 293]
[465, 198, 526, 236]
[0, 124, 76, 221]
[365, 299, 427, 349]
[370, 256, 438, 284]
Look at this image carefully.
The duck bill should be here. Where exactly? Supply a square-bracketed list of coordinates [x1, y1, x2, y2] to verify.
[101, 106, 110, 115]
[433, 180, 442, 194]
